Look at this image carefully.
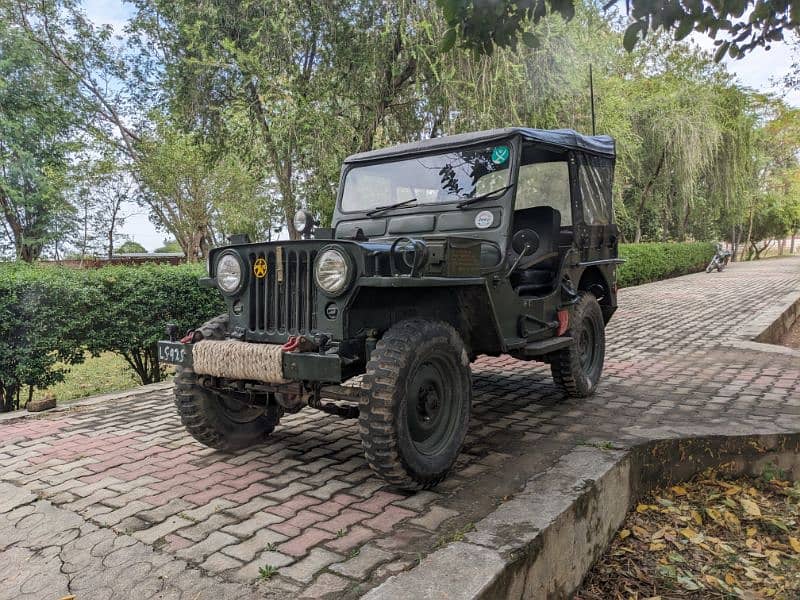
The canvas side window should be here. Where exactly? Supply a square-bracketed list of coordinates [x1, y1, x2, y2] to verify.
[515, 161, 571, 225]
[578, 154, 614, 225]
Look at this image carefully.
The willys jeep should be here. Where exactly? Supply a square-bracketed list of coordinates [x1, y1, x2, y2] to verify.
[158, 127, 621, 490]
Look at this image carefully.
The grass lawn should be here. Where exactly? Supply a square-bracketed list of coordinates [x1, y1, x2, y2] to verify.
[31, 352, 152, 405]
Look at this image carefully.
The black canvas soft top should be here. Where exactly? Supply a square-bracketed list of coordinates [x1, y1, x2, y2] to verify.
[343, 127, 616, 164]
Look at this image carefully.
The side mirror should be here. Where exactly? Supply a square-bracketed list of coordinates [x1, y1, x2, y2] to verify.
[507, 229, 540, 277]
[512, 229, 540, 256]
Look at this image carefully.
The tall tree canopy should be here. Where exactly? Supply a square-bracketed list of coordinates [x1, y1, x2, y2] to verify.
[0, 19, 81, 261]
[436, 0, 800, 61]
[0, 0, 797, 259]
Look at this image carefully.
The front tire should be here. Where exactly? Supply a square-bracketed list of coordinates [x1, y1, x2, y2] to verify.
[174, 314, 281, 451]
[550, 293, 605, 398]
[360, 319, 472, 490]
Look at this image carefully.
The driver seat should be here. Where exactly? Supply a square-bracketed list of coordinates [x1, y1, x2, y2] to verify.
[509, 206, 561, 297]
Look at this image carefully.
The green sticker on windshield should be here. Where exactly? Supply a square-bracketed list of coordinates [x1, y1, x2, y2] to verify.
[491, 145, 509, 165]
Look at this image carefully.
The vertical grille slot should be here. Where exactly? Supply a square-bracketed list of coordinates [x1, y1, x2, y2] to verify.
[248, 248, 315, 337]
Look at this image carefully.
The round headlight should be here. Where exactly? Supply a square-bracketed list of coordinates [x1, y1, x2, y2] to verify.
[294, 209, 314, 236]
[315, 248, 351, 296]
[216, 253, 243, 293]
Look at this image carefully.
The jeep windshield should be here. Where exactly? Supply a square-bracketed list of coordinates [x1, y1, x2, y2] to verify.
[341, 144, 512, 213]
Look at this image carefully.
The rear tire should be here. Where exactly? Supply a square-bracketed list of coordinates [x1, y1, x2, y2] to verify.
[174, 314, 280, 451]
[550, 293, 605, 398]
[360, 319, 472, 490]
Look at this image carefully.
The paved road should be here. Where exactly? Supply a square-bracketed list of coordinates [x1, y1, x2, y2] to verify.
[2, 257, 799, 599]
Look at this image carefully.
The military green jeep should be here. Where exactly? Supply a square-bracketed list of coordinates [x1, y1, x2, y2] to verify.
[159, 127, 620, 490]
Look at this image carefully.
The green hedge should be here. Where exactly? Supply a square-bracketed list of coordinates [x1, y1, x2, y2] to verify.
[0, 263, 223, 411]
[617, 242, 716, 288]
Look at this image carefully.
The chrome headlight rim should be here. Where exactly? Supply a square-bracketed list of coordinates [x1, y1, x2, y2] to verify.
[215, 250, 246, 295]
[314, 245, 353, 297]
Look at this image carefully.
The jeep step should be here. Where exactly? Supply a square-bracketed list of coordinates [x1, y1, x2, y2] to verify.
[522, 336, 573, 357]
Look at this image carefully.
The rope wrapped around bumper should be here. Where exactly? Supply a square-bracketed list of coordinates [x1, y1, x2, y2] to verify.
[192, 340, 287, 383]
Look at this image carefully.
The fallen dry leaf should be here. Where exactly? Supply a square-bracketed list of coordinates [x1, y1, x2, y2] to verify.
[740, 497, 762, 517]
[706, 507, 723, 524]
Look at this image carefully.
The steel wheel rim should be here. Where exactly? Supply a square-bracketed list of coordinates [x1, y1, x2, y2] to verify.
[406, 358, 459, 456]
[579, 317, 597, 373]
[217, 394, 265, 424]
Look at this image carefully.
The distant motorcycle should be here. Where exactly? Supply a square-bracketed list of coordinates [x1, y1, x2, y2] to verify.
[706, 243, 732, 273]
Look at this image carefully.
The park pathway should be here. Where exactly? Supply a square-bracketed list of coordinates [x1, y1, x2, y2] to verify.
[1, 257, 799, 599]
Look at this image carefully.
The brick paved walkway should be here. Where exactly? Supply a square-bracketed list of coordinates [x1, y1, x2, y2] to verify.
[2, 257, 799, 599]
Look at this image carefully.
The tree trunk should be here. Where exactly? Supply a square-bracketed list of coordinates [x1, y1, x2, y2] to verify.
[744, 200, 755, 261]
[791, 229, 797, 254]
[107, 199, 120, 259]
[19, 242, 42, 262]
[634, 150, 666, 244]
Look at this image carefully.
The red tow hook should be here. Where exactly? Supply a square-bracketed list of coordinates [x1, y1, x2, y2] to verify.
[281, 335, 318, 353]
[180, 330, 195, 344]
[557, 310, 569, 336]
[281, 336, 300, 352]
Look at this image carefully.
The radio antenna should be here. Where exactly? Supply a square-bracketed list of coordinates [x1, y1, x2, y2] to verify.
[589, 64, 596, 136]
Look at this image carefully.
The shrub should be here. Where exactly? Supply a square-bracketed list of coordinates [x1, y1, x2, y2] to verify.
[617, 242, 716, 288]
[0, 264, 90, 411]
[83, 264, 224, 384]
[0, 262, 224, 410]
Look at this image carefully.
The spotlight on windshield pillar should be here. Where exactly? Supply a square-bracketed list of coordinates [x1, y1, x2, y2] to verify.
[293, 209, 316, 238]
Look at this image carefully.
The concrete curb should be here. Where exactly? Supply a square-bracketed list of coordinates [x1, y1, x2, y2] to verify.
[363, 430, 800, 600]
[0, 381, 173, 424]
[729, 288, 800, 357]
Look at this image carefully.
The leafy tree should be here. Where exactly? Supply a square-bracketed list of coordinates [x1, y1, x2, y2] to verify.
[80, 157, 136, 260]
[154, 239, 181, 253]
[137, 121, 263, 259]
[436, 0, 800, 61]
[126, 0, 436, 236]
[0, 19, 80, 261]
[116, 240, 147, 254]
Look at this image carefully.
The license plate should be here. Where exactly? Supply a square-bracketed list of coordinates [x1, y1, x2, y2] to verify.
[158, 341, 192, 366]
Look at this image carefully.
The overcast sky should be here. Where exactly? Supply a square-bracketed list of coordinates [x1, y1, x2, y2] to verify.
[83, 0, 799, 251]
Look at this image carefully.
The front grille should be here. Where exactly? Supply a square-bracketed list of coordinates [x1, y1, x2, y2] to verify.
[248, 248, 316, 335]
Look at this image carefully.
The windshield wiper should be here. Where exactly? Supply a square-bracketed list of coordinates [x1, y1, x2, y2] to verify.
[456, 184, 514, 209]
[365, 197, 418, 217]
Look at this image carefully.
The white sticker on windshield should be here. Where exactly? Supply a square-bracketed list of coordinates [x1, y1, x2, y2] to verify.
[474, 210, 494, 229]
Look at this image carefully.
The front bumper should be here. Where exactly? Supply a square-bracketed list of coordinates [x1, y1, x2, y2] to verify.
[157, 340, 342, 383]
